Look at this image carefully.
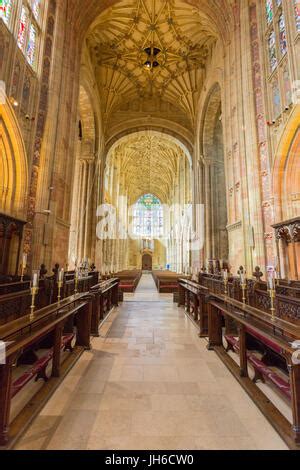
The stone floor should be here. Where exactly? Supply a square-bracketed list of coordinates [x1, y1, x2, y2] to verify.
[15, 275, 288, 450]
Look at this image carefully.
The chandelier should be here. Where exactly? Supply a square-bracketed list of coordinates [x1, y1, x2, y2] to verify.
[143, 46, 162, 70]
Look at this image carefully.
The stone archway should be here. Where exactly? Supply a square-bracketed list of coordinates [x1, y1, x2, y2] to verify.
[272, 107, 300, 279]
[273, 107, 300, 222]
[0, 101, 28, 219]
[200, 83, 228, 265]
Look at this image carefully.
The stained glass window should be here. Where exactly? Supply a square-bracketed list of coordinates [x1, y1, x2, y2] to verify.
[16, 1, 43, 69]
[295, 0, 300, 32]
[31, 0, 40, 21]
[133, 194, 163, 239]
[26, 23, 37, 66]
[278, 14, 287, 55]
[268, 31, 277, 72]
[0, 0, 12, 26]
[266, 0, 273, 24]
[18, 5, 29, 50]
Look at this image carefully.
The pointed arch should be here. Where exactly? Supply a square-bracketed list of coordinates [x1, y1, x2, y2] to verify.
[0, 101, 28, 218]
[272, 106, 300, 222]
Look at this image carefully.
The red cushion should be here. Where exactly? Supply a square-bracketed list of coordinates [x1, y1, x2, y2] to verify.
[248, 354, 291, 400]
[246, 326, 282, 354]
[160, 284, 178, 289]
[11, 352, 53, 398]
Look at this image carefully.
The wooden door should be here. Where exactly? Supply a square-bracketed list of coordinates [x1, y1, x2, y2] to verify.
[142, 254, 152, 271]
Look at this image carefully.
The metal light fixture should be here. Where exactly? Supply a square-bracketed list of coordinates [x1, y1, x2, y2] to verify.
[143, 46, 161, 70]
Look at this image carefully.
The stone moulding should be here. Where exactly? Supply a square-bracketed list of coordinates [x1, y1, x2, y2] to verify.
[226, 221, 242, 233]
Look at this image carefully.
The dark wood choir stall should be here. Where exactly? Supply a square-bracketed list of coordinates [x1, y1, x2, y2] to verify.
[179, 272, 300, 449]
[0, 274, 120, 448]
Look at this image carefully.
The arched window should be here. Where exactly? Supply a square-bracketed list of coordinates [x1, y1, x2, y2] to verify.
[295, 0, 300, 32]
[1, 1, 46, 70]
[263, 0, 295, 120]
[133, 194, 163, 239]
[0, 0, 13, 26]
[17, 0, 44, 69]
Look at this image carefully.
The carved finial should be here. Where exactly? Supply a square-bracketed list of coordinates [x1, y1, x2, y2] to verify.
[237, 266, 244, 275]
[253, 266, 263, 281]
[40, 264, 47, 279]
[52, 263, 60, 276]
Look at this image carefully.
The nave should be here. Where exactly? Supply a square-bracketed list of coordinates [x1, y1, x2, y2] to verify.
[15, 275, 287, 451]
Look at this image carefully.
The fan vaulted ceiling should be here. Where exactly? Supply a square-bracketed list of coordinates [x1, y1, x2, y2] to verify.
[86, 0, 219, 130]
[107, 131, 190, 204]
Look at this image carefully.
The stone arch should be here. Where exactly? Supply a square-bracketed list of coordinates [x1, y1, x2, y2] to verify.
[200, 83, 222, 158]
[0, 100, 28, 218]
[69, 85, 98, 268]
[107, 130, 193, 169]
[272, 107, 300, 280]
[272, 106, 300, 222]
[199, 83, 228, 263]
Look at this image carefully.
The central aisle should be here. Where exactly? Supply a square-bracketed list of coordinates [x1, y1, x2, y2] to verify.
[16, 275, 287, 450]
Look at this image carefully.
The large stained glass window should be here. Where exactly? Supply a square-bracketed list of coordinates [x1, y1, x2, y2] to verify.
[268, 31, 277, 72]
[26, 22, 37, 66]
[16, 1, 43, 69]
[18, 5, 29, 50]
[0, 0, 12, 25]
[278, 14, 287, 55]
[266, 0, 273, 24]
[133, 194, 163, 239]
[295, 0, 300, 32]
[31, 0, 40, 21]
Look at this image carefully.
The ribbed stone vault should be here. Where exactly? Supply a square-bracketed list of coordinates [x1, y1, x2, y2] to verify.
[85, 0, 222, 129]
[106, 131, 191, 204]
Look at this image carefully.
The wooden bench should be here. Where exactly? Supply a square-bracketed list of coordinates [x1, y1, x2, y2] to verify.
[116, 270, 141, 293]
[152, 271, 189, 293]
[224, 334, 291, 401]
[0, 293, 92, 446]
[206, 293, 300, 448]
[90, 279, 119, 335]
[11, 334, 74, 398]
[178, 279, 209, 337]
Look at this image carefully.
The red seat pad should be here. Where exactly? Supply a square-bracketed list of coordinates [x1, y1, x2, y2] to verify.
[246, 326, 282, 354]
[160, 285, 178, 289]
[11, 352, 53, 398]
[224, 335, 238, 346]
[62, 334, 74, 345]
[248, 354, 291, 400]
[12, 336, 75, 398]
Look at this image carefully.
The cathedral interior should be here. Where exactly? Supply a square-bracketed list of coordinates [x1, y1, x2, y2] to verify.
[0, 0, 300, 452]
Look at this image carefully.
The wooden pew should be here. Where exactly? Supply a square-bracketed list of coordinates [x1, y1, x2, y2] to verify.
[178, 279, 209, 337]
[0, 279, 52, 325]
[206, 292, 300, 449]
[0, 281, 31, 295]
[179, 270, 300, 447]
[116, 270, 141, 293]
[90, 278, 119, 336]
[0, 292, 93, 447]
[152, 271, 189, 293]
